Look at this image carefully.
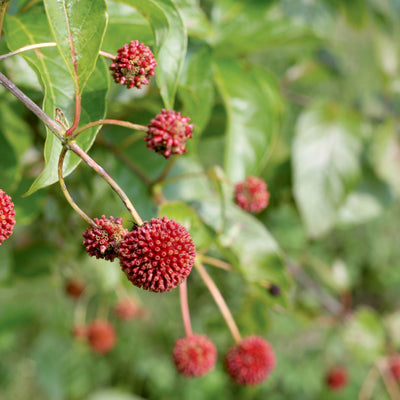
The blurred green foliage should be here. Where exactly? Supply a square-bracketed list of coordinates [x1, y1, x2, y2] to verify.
[0, 0, 400, 399]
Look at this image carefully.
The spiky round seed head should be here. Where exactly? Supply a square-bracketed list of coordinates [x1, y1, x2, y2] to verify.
[325, 366, 348, 390]
[87, 320, 116, 354]
[389, 356, 400, 382]
[268, 284, 281, 297]
[118, 217, 196, 293]
[65, 279, 85, 299]
[145, 109, 194, 159]
[72, 324, 88, 341]
[110, 40, 156, 89]
[172, 334, 217, 377]
[82, 215, 128, 261]
[225, 336, 276, 386]
[234, 176, 270, 213]
[113, 298, 143, 321]
[0, 189, 16, 245]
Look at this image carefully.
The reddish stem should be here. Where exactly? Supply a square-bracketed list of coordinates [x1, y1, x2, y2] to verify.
[70, 118, 147, 141]
[66, 92, 81, 136]
[64, 7, 81, 137]
[179, 281, 192, 337]
[195, 259, 242, 344]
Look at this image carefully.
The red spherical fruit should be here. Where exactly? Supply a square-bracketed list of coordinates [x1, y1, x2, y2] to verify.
[118, 217, 196, 293]
[325, 366, 348, 390]
[82, 215, 128, 261]
[389, 355, 400, 382]
[145, 109, 194, 159]
[65, 279, 85, 299]
[225, 336, 276, 385]
[87, 320, 116, 354]
[0, 189, 16, 245]
[234, 176, 270, 213]
[110, 40, 157, 89]
[113, 298, 142, 321]
[172, 334, 217, 377]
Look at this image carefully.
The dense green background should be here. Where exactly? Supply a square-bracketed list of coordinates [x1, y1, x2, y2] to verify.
[0, 0, 400, 399]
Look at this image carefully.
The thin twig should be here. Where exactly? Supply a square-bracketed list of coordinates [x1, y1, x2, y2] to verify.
[200, 255, 232, 271]
[71, 118, 148, 141]
[159, 171, 209, 188]
[179, 281, 193, 337]
[0, 0, 10, 40]
[96, 136, 151, 185]
[0, 42, 57, 60]
[99, 50, 116, 60]
[0, 71, 65, 140]
[378, 359, 400, 400]
[0, 71, 144, 226]
[285, 256, 343, 315]
[358, 364, 380, 400]
[195, 259, 242, 344]
[152, 156, 178, 185]
[58, 147, 97, 227]
[68, 142, 143, 226]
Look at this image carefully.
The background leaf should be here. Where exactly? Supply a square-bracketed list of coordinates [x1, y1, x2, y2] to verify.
[214, 58, 283, 181]
[178, 45, 214, 139]
[292, 103, 363, 237]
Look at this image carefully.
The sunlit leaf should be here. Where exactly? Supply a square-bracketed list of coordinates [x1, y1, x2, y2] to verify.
[43, 0, 107, 92]
[178, 45, 214, 140]
[214, 58, 283, 181]
[5, 5, 108, 194]
[292, 103, 362, 237]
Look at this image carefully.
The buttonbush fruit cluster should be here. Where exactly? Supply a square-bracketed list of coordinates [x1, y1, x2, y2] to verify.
[0, 189, 15, 245]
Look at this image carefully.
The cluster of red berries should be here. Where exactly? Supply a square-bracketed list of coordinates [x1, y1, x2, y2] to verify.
[65, 278, 86, 299]
[110, 40, 157, 89]
[145, 109, 194, 159]
[83, 216, 196, 293]
[0, 189, 15, 245]
[172, 334, 275, 385]
[73, 319, 116, 354]
[83, 215, 128, 261]
[325, 366, 348, 391]
[389, 355, 400, 382]
[110, 41, 194, 159]
[234, 176, 270, 213]
[113, 298, 146, 320]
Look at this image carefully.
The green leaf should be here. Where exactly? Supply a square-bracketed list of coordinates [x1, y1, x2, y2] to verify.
[159, 201, 215, 250]
[5, 5, 108, 194]
[214, 59, 283, 181]
[173, 0, 214, 39]
[117, 0, 187, 109]
[0, 129, 18, 193]
[102, 2, 153, 53]
[195, 200, 290, 290]
[88, 390, 145, 400]
[178, 45, 214, 139]
[371, 119, 400, 196]
[32, 333, 71, 400]
[0, 102, 33, 192]
[339, 0, 368, 28]
[292, 103, 363, 238]
[13, 243, 56, 278]
[0, 242, 12, 284]
[336, 173, 393, 227]
[211, 0, 318, 56]
[43, 0, 107, 92]
[343, 307, 385, 362]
